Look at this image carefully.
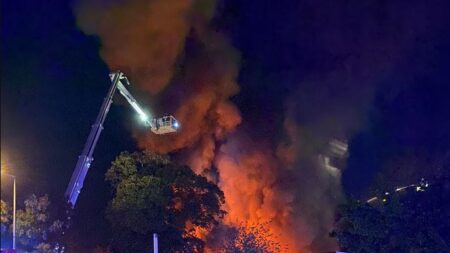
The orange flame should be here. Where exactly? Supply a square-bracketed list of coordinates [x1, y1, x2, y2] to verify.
[75, 1, 340, 252]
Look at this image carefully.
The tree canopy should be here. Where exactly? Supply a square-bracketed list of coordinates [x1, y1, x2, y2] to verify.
[105, 151, 226, 253]
[210, 223, 282, 253]
[16, 194, 63, 253]
[0, 194, 63, 253]
[1, 200, 11, 234]
[332, 177, 450, 253]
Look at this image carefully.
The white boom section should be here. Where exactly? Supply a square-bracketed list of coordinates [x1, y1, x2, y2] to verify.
[110, 73, 152, 126]
[110, 73, 180, 135]
[65, 71, 179, 208]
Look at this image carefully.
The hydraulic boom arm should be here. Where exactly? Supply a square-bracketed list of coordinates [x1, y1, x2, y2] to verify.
[65, 71, 179, 208]
[112, 73, 152, 127]
[64, 72, 121, 207]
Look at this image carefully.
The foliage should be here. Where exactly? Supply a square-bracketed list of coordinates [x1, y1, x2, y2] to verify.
[105, 151, 226, 253]
[1, 200, 11, 234]
[214, 223, 282, 253]
[332, 177, 450, 253]
[34, 242, 56, 253]
[15, 194, 63, 253]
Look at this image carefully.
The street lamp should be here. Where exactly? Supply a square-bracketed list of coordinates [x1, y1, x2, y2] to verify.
[1, 170, 16, 250]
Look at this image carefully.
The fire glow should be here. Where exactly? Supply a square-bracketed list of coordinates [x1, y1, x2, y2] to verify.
[75, 0, 345, 252]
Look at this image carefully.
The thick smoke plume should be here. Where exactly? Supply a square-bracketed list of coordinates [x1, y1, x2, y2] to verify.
[74, 0, 446, 252]
[76, 0, 214, 94]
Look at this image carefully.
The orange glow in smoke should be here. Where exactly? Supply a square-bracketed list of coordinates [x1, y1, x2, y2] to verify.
[75, 1, 336, 252]
[214, 141, 310, 253]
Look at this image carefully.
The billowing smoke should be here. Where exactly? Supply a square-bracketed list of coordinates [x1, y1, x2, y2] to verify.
[75, 0, 217, 94]
[74, 0, 447, 252]
[75, 0, 241, 174]
[138, 31, 242, 174]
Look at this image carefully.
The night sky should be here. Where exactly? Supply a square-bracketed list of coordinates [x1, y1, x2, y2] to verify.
[2, 0, 450, 251]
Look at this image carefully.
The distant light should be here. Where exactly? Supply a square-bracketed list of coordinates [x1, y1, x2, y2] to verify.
[395, 186, 407, 192]
[367, 197, 378, 203]
[173, 121, 179, 128]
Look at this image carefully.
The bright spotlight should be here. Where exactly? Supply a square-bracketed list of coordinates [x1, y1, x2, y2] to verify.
[139, 113, 149, 122]
[173, 121, 179, 129]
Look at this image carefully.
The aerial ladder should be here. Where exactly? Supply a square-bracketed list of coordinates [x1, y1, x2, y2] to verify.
[65, 71, 179, 207]
[57, 71, 178, 252]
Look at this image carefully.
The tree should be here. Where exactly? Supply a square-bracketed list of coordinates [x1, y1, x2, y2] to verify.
[15, 194, 63, 253]
[1, 200, 11, 234]
[332, 177, 450, 253]
[212, 223, 282, 253]
[105, 151, 226, 253]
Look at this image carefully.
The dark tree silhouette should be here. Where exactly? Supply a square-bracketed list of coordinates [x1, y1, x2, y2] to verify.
[105, 151, 225, 253]
[332, 176, 450, 253]
[12, 194, 63, 253]
[214, 223, 282, 253]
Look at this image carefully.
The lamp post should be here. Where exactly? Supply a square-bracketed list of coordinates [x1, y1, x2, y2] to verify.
[153, 233, 158, 253]
[2, 171, 16, 250]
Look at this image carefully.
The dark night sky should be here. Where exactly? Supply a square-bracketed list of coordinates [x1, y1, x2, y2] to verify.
[2, 0, 450, 250]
